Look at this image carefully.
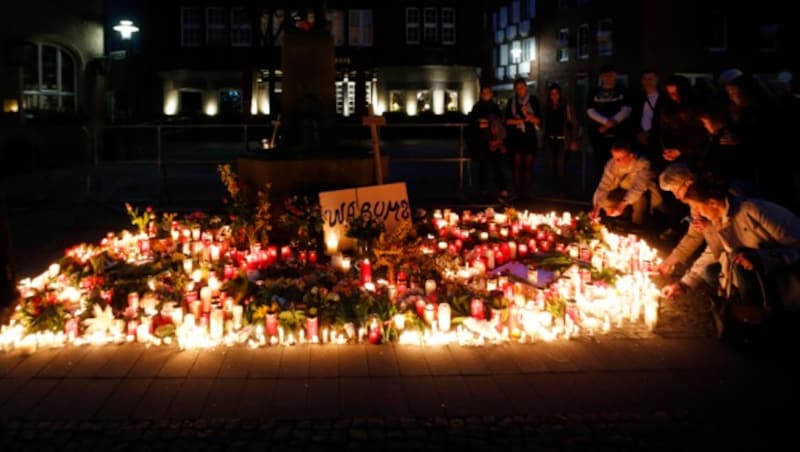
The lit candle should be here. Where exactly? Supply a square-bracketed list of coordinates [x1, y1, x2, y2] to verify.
[479, 232, 489, 242]
[232, 305, 243, 329]
[486, 250, 495, 270]
[191, 269, 203, 283]
[308, 251, 317, 264]
[266, 313, 278, 336]
[509, 242, 517, 259]
[208, 274, 221, 296]
[470, 298, 485, 320]
[65, 318, 79, 341]
[393, 313, 406, 330]
[424, 279, 437, 296]
[189, 300, 202, 318]
[200, 286, 213, 304]
[360, 259, 372, 284]
[388, 284, 397, 300]
[340, 257, 351, 273]
[438, 303, 451, 332]
[171, 229, 180, 241]
[438, 241, 448, 252]
[518, 244, 528, 257]
[171, 307, 184, 326]
[210, 309, 224, 340]
[191, 227, 201, 241]
[325, 234, 339, 255]
[210, 244, 221, 261]
[183, 258, 193, 274]
[280, 246, 292, 261]
[128, 292, 140, 311]
[306, 316, 319, 340]
[424, 304, 436, 325]
[224, 264, 235, 280]
[48, 263, 60, 278]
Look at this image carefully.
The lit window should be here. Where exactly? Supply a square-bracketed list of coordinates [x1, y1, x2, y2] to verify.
[446, 91, 459, 112]
[511, 41, 522, 63]
[335, 76, 356, 116]
[500, 44, 509, 66]
[390, 91, 404, 112]
[441, 8, 456, 45]
[417, 90, 432, 113]
[181, 7, 202, 47]
[423, 8, 437, 42]
[577, 24, 589, 59]
[231, 7, 252, 47]
[349, 10, 373, 46]
[327, 10, 345, 46]
[523, 37, 536, 61]
[597, 18, 613, 56]
[21, 43, 76, 112]
[406, 8, 420, 44]
[557, 28, 569, 62]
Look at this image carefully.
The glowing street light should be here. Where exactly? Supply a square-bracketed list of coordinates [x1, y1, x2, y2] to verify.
[114, 20, 140, 40]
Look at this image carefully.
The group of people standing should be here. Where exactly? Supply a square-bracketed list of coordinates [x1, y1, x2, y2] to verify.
[468, 64, 800, 339]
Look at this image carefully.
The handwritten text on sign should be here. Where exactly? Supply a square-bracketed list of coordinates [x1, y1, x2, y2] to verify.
[319, 183, 411, 250]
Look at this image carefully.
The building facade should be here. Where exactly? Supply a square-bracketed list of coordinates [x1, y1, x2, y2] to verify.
[489, 0, 796, 121]
[1, 0, 105, 121]
[113, 1, 489, 122]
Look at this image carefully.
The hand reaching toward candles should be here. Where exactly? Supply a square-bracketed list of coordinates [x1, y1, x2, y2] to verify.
[661, 282, 684, 298]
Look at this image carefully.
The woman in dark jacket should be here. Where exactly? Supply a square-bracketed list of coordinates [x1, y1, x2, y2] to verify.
[542, 83, 577, 196]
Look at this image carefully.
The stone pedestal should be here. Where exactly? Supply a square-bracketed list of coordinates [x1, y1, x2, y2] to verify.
[280, 30, 336, 154]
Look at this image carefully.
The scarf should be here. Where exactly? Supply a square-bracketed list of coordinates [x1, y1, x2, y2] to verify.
[511, 93, 533, 133]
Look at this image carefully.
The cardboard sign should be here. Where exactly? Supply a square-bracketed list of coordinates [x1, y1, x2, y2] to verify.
[319, 182, 412, 251]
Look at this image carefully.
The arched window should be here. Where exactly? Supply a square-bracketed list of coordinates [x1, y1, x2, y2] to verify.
[21, 43, 77, 112]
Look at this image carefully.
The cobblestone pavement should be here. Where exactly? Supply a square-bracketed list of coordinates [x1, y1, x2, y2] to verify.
[1, 410, 793, 451]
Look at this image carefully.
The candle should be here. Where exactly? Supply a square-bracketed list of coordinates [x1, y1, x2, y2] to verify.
[128, 292, 140, 311]
[182, 243, 191, 256]
[210, 309, 224, 340]
[191, 269, 203, 283]
[189, 300, 202, 319]
[438, 241, 448, 252]
[393, 313, 406, 330]
[210, 244, 221, 261]
[266, 246, 278, 265]
[325, 234, 339, 255]
[308, 251, 317, 264]
[424, 279, 437, 296]
[171, 307, 184, 326]
[518, 244, 528, 257]
[424, 304, 436, 325]
[48, 263, 61, 278]
[138, 238, 151, 255]
[486, 250, 495, 270]
[65, 318, 79, 340]
[298, 250, 307, 264]
[340, 257, 352, 273]
[368, 319, 382, 344]
[438, 303, 451, 332]
[479, 232, 489, 242]
[280, 246, 292, 261]
[509, 242, 517, 259]
[278, 326, 285, 344]
[208, 274, 221, 295]
[232, 305, 243, 329]
[415, 297, 427, 317]
[171, 229, 180, 241]
[470, 298, 485, 320]
[191, 227, 201, 241]
[224, 264, 235, 280]
[500, 227, 509, 238]
[266, 313, 278, 336]
[388, 284, 397, 300]
[136, 323, 151, 342]
[360, 259, 372, 284]
[306, 316, 319, 340]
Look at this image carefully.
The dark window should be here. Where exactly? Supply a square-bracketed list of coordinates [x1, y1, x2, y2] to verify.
[180, 91, 202, 114]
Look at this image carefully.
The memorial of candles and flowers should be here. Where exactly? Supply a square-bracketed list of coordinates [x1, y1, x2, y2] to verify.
[0, 165, 663, 352]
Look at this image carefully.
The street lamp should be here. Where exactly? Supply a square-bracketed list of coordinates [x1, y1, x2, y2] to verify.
[113, 20, 139, 40]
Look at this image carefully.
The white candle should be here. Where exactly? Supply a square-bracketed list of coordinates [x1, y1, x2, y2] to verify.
[183, 259, 193, 274]
[171, 229, 180, 241]
[393, 313, 406, 330]
[48, 263, 60, 278]
[509, 242, 517, 259]
[325, 234, 339, 255]
[438, 303, 451, 332]
[424, 279, 437, 295]
[200, 286, 213, 303]
[340, 257, 352, 272]
[486, 250, 495, 270]
[210, 309, 224, 340]
[424, 304, 436, 325]
[479, 232, 489, 242]
[232, 305, 244, 330]
[191, 227, 201, 241]
[210, 244, 221, 261]
[208, 274, 221, 296]
[171, 307, 184, 326]
[191, 269, 203, 283]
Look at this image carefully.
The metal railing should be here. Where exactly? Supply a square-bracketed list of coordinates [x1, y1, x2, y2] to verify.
[99, 122, 474, 200]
